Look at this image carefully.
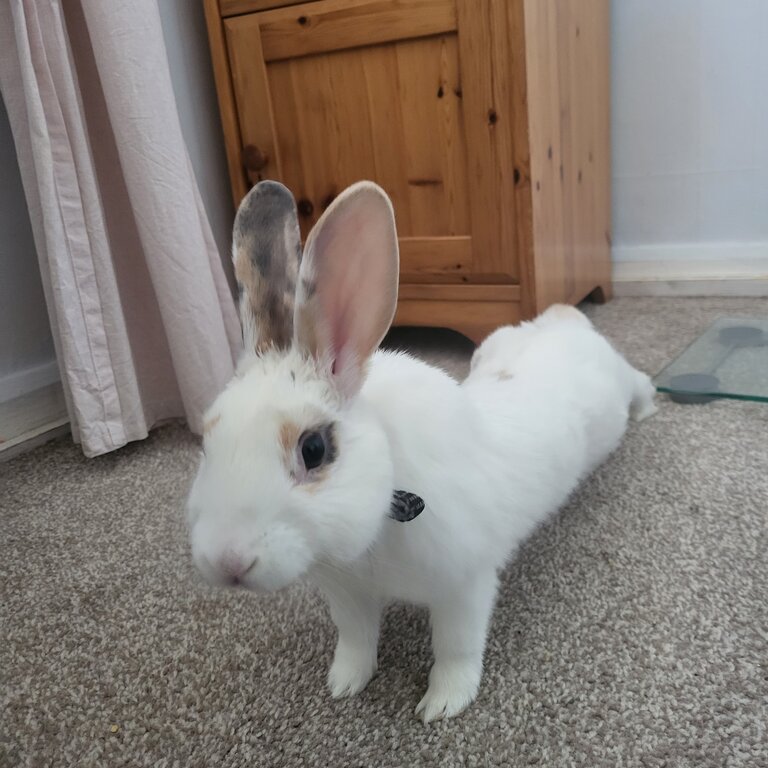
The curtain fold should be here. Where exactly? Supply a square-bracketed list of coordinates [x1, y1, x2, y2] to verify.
[0, 0, 240, 456]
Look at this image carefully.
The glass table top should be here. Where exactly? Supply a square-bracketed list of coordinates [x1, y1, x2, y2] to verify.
[654, 317, 768, 404]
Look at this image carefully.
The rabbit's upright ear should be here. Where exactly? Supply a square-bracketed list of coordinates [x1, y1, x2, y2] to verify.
[233, 181, 301, 354]
[295, 182, 399, 400]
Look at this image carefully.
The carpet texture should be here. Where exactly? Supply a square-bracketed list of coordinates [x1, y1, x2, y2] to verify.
[2, 297, 767, 768]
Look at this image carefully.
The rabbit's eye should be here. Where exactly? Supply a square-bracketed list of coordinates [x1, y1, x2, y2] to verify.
[300, 431, 326, 470]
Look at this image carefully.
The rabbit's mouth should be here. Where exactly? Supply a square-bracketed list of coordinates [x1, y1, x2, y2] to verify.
[197, 556, 309, 595]
[190, 516, 314, 594]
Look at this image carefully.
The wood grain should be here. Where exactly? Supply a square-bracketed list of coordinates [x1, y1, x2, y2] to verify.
[557, 1, 578, 303]
[435, 35, 470, 237]
[361, 43, 413, 234]
[394, 296, 521, 344]
[399, 284, 520, 302]
[266, 59, 303, 194]
[399, 236, 471, 276]
[395, 35, 469, 237]
[455, 0, 520, 282]
[524, 0, 611, 313]
[265, 34, 472, 258]
[400, 273, 518, 285]
[272, 48, 379, 236]
[221, 0, 312, 17]
[396, 37, 448, 237]
[203, 0, 249, 205]
[505, 0, 536, 316]
[205, 0, 612, 339]
[258, 0, 457, 62]
[225, 16, 282, 186]
[524, 0, 566, 313]
[590, 0, 613, 301]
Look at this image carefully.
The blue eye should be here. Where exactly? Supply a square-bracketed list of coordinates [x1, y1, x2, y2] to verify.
[300, 431, 326, 470]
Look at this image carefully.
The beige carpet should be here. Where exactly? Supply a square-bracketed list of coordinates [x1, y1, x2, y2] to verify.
[2, 297, 767, 768]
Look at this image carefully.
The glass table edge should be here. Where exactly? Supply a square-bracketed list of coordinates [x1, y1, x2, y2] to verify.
[652, 316, 768, 404]
[654, 385, 768, 404]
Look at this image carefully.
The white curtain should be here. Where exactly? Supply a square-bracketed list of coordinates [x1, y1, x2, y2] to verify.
[0, 0, 240, 456]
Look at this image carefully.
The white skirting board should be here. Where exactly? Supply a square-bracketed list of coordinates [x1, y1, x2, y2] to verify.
[0, 381, 69, 460]
[0, 359, 61, 402]
[612, 243, 768, 297]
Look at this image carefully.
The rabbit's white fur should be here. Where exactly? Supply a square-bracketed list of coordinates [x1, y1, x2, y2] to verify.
[188, 181, 656, 723]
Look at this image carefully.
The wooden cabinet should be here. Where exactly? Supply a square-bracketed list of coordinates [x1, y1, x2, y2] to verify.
[204, 0, 612, 343]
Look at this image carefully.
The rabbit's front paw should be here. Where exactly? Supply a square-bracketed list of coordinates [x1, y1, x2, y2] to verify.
[328, 645, 377, 698]
[415, 659, 481, 723]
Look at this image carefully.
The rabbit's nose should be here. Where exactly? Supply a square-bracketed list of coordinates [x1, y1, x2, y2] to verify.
[220, 553, 259, 585]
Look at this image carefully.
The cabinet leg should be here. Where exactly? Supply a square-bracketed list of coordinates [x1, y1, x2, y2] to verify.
[586, 283, 612, 304]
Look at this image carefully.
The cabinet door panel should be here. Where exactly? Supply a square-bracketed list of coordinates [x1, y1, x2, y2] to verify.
[225, 18, 281, 183]
[394, 36, 469, 238]
[257, 0, 457, 62]
[222, 0, 313, 17]
[224, 0, 520, 282]
[455, 0, 529, 283]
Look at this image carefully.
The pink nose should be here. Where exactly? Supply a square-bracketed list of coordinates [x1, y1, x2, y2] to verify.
[219, 553, 258, 585]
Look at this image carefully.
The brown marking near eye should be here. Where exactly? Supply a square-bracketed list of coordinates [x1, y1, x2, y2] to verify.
[279, 421, 339, 491]
[496, 370, 514, 382]
[279, 420, 302, 469]
[203, 414, 221, 435]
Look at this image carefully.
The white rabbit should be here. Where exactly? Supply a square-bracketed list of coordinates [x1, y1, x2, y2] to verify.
[187, 180, 656, 723]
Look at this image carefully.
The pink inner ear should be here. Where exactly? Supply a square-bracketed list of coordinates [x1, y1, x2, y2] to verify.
[330, 325, 348, 381]
[333, 318, 349, 370]
[295, 182, 398, 398]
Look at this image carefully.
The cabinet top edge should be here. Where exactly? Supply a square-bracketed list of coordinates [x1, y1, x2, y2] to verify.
[219, 0, 319, 18]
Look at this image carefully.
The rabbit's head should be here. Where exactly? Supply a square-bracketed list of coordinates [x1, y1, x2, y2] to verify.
[187, 181, 399, 591]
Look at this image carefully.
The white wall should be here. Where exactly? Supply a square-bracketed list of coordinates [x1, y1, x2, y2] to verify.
[611, 0, 768, 283]
[0, 99, 58, 402]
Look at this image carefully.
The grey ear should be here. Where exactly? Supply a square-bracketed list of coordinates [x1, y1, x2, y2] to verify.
[233, 181, 301, 354]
